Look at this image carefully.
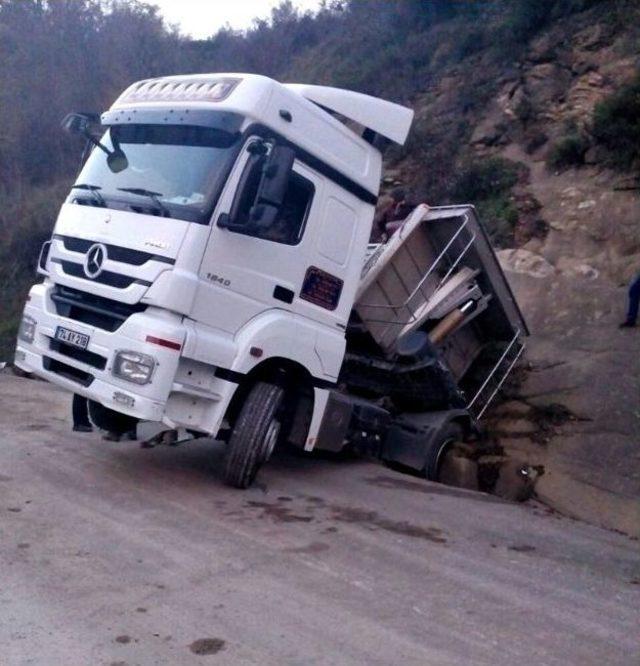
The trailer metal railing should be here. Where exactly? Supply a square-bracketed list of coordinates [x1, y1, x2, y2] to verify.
[466, 329, 525, 419]
[358, 214, 476, 328]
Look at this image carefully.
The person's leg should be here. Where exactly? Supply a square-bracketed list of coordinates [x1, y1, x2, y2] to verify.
[72, 394, 93, 432]
[621, 273, 640, 327]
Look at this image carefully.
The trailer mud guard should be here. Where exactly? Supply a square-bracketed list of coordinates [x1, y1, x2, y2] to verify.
[382, 410, 473, 478]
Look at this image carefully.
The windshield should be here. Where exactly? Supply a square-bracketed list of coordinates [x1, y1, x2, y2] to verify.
[70, 123, 242, 223]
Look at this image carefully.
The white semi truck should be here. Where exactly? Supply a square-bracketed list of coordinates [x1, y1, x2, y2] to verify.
[15, 74, 527, 488]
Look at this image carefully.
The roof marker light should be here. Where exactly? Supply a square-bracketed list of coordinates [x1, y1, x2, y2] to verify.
[118, 77, 241, 105]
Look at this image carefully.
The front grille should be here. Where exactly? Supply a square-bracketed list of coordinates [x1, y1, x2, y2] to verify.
[49, 339, 107, 370]
[54, 235, 174, 266]
[57, 260, 148, 289]
[43, 356, 94, 386]
[51, 285, 146, 332]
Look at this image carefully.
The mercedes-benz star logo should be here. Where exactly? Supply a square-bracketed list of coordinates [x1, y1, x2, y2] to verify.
[83, 243, 107, 279]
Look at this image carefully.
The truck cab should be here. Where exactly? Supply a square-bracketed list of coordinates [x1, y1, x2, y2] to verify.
[14, 74, 414, 484]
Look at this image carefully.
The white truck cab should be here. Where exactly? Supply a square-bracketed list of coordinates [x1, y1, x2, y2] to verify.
[15, 73, 526, 488]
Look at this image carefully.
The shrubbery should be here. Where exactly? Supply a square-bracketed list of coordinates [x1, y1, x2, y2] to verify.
[0, 182, 69, 359]
[451, 157, 522, 247]
[592, 73, 640, 170]
[452, 157, 520, 202]
[547, 133, 590, 169]
[501, 0, 605, 44]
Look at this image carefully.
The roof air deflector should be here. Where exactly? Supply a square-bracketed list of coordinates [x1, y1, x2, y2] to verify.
[285, 83, 414, 145]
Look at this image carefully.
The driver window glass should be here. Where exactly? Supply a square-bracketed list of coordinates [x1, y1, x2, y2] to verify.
[230, 155, 314, 246]
[232, 154, 265, 227]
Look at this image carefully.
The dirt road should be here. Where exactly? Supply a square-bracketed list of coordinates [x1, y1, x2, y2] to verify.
[1, 373, 638, 665]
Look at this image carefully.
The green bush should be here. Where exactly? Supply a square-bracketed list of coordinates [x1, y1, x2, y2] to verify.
[451, 157, 522, 248]
[477, 196, 520, 248]
[547, 133, 589, 169]
[0, 181, 69, 360]
[592, 74, 640, 170]
[502, 0, 605, 43]
[452, 157, 520, 202]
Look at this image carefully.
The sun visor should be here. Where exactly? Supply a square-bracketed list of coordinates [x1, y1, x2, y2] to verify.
[100, 108, 244, 132]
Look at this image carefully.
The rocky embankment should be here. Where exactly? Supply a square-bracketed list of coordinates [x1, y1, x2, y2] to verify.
[396, 9, 640, 535]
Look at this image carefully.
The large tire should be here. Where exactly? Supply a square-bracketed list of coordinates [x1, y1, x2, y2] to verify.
[88, 400, 138, 435]
[424, 422, 463, 481]
[224, 382, 284, 489]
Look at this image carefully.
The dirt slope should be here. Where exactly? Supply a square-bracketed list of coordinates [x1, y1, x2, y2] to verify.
[393, 7, 640, 534]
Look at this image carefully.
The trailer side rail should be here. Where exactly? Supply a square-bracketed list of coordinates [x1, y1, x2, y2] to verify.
[466, 330, 525, 418]
[358, 214, 476, 328]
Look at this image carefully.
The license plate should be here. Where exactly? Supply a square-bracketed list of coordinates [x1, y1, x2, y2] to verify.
[55, 326, 90, 350]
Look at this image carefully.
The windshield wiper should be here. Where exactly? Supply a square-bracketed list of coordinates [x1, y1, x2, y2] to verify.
[117, 188, 169, 217]
[71, 183, 105, 207]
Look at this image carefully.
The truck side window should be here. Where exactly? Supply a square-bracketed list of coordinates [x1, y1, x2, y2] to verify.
[232, 156, 314, 245]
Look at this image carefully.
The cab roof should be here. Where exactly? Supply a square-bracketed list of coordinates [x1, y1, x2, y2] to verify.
[110, 73, 415, 200]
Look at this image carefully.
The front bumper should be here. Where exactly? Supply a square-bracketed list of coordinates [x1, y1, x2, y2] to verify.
[15, 281, 185, 423]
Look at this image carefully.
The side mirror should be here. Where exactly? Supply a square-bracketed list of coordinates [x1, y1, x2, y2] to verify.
[106, 148, 128, 174]
[62, 111, 129, 173]
[255, 145, 295, 209]
[61, 112, 100, 136]
[218, 143, 295, 234]
[249, 203, 279, 231]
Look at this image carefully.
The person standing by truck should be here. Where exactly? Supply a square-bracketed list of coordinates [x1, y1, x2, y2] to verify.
[619, 272, 640, 328]
[371, 187, 416, 241]
[72, 394, 93, 433]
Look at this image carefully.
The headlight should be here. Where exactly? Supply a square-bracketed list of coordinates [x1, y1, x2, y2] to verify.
[113, 350, 156, 385]
[18, 315, 37, 343]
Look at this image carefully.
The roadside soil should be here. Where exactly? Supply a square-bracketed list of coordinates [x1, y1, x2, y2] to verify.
[0, 373, 638, 665]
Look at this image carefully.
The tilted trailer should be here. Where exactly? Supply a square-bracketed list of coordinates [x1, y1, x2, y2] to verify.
[312, 203, 528, 478]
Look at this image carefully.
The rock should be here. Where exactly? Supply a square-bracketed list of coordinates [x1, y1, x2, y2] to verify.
[577, 199, 596, 210]
[496, 418, 539, 436]
[471, 96, 512, 145]
[524, 130, 548, 154]
[583, 146, 602, 165]
[612, 174, 640, 191]
[571, 59, 597, 76]
[438, 454, 479, 491]
[524, 63, 573, 107]
[491, 400, 532, 418]
[497, 249, 556, 278]
[492, 461, 542, 502]
[564, 71, 611, 125]
[470, 119, 507, 147]
[381, 6, 640, 535]
[574, 23, 611, 52]
[556, 257, 600, 280]
[527, 33, 556, 64]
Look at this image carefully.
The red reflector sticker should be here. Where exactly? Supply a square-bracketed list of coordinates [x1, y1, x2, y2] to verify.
[145, 335, 181, 351]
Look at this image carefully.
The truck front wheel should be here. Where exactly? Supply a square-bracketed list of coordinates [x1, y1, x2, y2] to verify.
[223, 382, 284, 489]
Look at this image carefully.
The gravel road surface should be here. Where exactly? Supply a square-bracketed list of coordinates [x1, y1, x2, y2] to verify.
[1, 373, 638, 665]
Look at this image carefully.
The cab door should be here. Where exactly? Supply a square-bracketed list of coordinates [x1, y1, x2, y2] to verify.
[194, 137, 321, 334]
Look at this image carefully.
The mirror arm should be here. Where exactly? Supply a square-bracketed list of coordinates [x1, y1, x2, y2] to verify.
[84, 132, 111, 156]
[217, 213, 248, 233]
